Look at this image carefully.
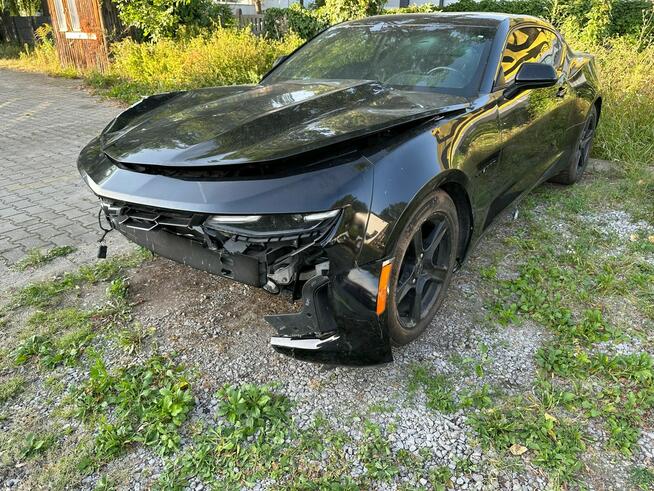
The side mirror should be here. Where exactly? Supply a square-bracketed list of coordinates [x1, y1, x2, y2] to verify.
[504, 62, 558, 98]
[272, 55, 288, 69]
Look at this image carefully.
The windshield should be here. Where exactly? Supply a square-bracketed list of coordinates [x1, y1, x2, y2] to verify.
[264, 21, 496, 96]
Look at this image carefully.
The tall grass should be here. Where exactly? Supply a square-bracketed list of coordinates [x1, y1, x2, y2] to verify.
[87, 28, 303, 102]
[587, 40, 654, 172]
[561, 30, 654, 220]
[0, 27, 302, 101]
[0, 25, 77, 77]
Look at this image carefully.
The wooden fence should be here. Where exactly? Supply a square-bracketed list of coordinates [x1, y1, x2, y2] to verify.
[237, 11, 266, 36]
[0, 13, 51, 44]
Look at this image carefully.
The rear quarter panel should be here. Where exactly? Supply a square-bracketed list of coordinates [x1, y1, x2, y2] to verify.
[567, 46, 601, 126]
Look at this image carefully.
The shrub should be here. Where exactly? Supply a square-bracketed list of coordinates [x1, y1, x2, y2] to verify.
[7, 24, 76, 77]
[1, 0, 41, 16]
[113, 0, 234, 41]
[319, 0, 385, 23]
[264, 4, 329, 40]
[440, 0, 654, 42]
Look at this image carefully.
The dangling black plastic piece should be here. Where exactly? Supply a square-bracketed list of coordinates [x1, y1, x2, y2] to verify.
[96, 207, 114, 259]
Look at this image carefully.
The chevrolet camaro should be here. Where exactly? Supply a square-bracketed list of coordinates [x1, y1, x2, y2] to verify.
[78, 13, 600, 365]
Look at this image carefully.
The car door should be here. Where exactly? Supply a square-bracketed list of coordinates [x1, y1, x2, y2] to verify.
[485, 25, 570, 221]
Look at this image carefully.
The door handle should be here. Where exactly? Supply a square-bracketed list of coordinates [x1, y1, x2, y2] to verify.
[556, 86, 567, 98]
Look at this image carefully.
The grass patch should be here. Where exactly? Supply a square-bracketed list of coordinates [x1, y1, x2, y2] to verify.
[26, 307, 94, 336]
[73, 355, 193, 458]
[159, 383, 424, 488]
[409, 365, 457, 413]
[26, 437, 97, 490]
[16, 246, 75, 271]
[631, 466, 654, 490]
[114, 322, 155, 355]
[12, 249, 151, 309]
[21, 431, 58, 459]
[159, 383, 292, 488]
[13, 326, 94, 368]
[474, 174, 654, 476]
[535, 347, 654, 454]
[470, 398, 585, 483]
[0, 375, 25, 404]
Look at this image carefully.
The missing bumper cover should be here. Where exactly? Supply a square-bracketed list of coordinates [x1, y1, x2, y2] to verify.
[265, 275, 336, 337]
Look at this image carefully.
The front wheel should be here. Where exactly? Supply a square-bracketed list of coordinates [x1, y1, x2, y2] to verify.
[386, 190, 459, 346]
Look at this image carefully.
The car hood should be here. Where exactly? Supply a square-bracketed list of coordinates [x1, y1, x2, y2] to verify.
[101, 80, 469, 167]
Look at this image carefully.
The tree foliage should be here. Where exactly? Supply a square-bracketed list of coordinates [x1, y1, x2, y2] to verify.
[1, 0, 42, 16]
[113, 0, 234, 40]
[265, 0, 654, 45]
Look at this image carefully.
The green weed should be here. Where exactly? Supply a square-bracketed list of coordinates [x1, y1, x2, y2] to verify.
[106, 277, 129, 300]
[358, 421, 399, 481]
[631, 466, 654, 490]
[13, 250, 150, 309]
[115, 323, 155, 354]
[16, 246, 75, 271]
[459, 384, 495, 410]
[14, 326, 94, 368]
[159, 383, 292, 488]
[429, 465, 454, 490]
[21, 431, 57, 459]
[94, 475, 116, 491]
[409, 365, 457, 413]
[470, 400, 585, 482]
[0, 376, 25, 404]
[216, 382, 291, 437]
[74, 355, 193, 458]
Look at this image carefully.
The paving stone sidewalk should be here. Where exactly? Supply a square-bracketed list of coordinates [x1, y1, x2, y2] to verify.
[0, 69, 123, 265]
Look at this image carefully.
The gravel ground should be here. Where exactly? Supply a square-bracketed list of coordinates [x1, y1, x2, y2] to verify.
[1, 160, 653, 490]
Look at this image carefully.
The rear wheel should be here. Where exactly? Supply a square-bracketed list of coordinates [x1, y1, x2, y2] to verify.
[386, 190, 459, 346]
[550, 105, 598, 185]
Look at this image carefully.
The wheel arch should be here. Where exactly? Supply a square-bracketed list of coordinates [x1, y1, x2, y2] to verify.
[440, 179, 474, 262]
[593, 96, 602, 120]
[384, 169, 474, 263]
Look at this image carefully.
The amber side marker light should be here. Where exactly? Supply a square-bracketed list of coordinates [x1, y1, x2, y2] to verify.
[376, 258, 394, 316]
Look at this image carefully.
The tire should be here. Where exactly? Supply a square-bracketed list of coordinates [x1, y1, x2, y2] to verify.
[550, 105, 598, 185]
[386, 190, 459, 346]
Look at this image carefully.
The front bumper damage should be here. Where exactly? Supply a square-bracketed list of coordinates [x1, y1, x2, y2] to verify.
[102, 201, 392, 366]
[81, 140, 392, 365]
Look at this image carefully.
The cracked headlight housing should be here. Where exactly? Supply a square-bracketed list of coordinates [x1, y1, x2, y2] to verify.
[203, 210, 341, 239]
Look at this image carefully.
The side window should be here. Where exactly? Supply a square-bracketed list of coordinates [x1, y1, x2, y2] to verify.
[501, 27, 562, 85]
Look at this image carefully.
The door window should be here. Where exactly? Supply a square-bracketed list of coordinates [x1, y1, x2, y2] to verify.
[500, 27, 563, 85]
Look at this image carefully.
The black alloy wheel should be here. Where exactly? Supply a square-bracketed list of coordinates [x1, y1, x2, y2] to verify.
[551, 105, 598, 185]
[387, 190, 459, 345]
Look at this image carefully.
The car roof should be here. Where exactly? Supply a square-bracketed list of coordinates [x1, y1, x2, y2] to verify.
[345, 12, 549, 29]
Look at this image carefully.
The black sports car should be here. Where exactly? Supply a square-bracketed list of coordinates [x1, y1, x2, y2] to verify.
[78, 13, 600, 365]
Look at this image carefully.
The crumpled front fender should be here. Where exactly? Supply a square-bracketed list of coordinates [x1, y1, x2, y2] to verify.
[266, 256, 393, 366]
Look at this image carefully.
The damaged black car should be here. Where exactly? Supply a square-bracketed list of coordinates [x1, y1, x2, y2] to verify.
[78, 13, 601, 365]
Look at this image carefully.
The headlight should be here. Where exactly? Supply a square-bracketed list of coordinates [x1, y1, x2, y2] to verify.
[204, 210, 340, 239]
